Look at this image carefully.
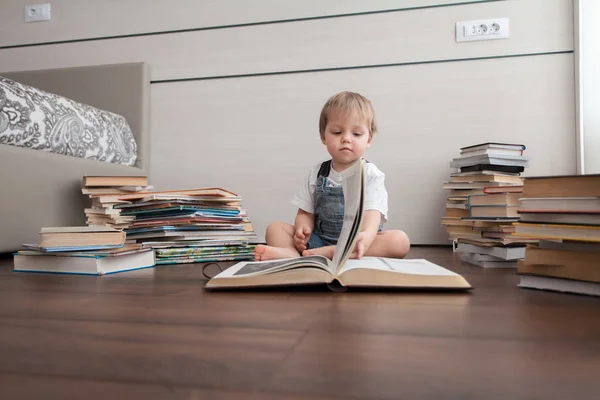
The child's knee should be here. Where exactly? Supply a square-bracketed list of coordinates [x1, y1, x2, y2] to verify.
[266, 221, 294, 237]
[390, 230, 410, 257]
[266, 221, 283, 234]
[397, 230, 410, 246]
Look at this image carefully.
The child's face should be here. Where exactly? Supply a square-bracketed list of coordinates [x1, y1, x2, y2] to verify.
[321, 109, 372, 171]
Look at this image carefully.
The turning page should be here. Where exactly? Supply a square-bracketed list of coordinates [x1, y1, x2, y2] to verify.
[331, 159, 366, 275]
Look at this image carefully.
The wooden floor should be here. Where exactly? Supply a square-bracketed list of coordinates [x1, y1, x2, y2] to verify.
[0, 247, 599, 399]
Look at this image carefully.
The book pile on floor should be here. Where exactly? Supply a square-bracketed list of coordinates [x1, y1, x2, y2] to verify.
[513, 174, 600, 297]
[82, 175, 257, 265]
[13, 226, 155, 275]
[442, 142, 538, 268]
[82, 175, 153, 228]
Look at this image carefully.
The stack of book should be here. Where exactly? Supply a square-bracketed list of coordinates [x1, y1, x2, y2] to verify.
[514, 174, 600, 296]
[119, 188, 257, 265]
[13, 226, 155, 275]
[442, 142, 537, 268]
[82, 175, 152, 229]
[82, 176, 257, 265]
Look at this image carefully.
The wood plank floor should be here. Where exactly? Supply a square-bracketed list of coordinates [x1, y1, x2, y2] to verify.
[1, 247, 599, 399]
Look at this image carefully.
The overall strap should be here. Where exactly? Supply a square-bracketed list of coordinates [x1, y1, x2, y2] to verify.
[317, 159, 368, 178]
[317, 160, 332, 178]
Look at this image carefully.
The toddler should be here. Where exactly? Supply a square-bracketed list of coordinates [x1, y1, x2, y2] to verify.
[255, 91, 410, 261]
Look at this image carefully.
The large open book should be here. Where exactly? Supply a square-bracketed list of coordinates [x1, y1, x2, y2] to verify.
[205, 159, 472, 291]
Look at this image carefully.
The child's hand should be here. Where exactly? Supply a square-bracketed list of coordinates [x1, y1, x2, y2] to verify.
[294, 226, 312, 253]
[351, 231, 377, 259]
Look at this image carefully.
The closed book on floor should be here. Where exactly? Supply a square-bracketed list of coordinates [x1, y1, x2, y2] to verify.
[513, 223, 600, 242]
[518, 212, 600, 225]
[518, 197, 600, 213]
[468, 192, 522, 206]
[483, 185, 524, 194]
[450, 154, 529, 169]
[519, 246, 600, 283]
[518, 273, 600, 297]
[456, 242, 525, 260]
[39, 226, 126, 248]
[460, 143, 526, 152]
[459, 164, 525, 174]
[522, 174, 600, 198]
[470, 205, 519, 218]
[13, 248, 155, 275]
[461, 253, 517, 269]
[449, 173, 523, 185]
[83, 175, 148, 187]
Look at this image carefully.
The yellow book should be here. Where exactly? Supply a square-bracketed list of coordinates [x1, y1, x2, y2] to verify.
[513, 222, 600, 242]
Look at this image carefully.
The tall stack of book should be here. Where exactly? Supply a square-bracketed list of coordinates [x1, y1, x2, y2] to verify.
[14, 226, 155, 275]
[82, 175, 152, 229]
[82, 176, 257, 265]
[513, 174, 600, 296]
[442, 142, 537, 268]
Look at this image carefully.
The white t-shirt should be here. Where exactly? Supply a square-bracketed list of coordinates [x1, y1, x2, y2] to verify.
[291, 161, 388, 222]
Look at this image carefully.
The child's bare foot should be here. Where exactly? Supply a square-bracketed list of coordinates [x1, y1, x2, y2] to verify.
[302, 245, 336, 260]
[255, 245, 300, 261]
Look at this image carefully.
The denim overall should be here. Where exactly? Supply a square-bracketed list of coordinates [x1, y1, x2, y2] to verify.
[306, 160, 384, 249]
[306, 160, 344, 249]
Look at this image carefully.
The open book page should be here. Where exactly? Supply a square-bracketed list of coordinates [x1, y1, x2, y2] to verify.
[205, 255, 335, 288]
[211, 255, 332, 279]
[337, 257, 472, 289]
[340, 258, 461, 276]
[331, 159, 366, 275]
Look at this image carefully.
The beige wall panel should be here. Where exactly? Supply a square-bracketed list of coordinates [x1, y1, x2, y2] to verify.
[0, 0, 572, 81]
[1, 0, 490, 47]
[150, 54, 575, 244]
[580, 0, 600, 173]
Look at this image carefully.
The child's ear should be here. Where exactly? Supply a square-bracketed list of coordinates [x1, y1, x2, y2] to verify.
[320, 133, 326, 144]
[366, 133, 373, 147]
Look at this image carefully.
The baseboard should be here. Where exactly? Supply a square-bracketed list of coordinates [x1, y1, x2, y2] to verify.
[410, 244, 453, 248]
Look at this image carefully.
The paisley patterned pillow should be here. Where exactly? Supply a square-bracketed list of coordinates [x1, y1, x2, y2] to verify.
[0, 76, 137, 166]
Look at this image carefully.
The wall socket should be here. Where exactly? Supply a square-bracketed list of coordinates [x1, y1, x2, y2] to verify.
[25, 3, 51, 23]
[456, 18, 509, 42]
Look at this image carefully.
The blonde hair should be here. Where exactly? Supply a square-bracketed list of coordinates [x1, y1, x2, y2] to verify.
[319, 91, 378, 136]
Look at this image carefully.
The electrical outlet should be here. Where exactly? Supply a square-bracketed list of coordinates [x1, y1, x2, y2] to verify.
[25, 3, 51, 23]
[456, 18, 509, 42]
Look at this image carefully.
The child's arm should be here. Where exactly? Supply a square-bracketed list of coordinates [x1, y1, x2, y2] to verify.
[293, 209, 314, 253]
[352, 210, 381, 259]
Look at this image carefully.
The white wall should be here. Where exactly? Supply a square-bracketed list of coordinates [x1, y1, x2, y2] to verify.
[578, 0, 600, 173]
[0, 0, 576, 244]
